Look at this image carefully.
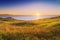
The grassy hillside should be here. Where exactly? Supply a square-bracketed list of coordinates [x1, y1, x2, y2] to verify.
[0, 16, 60, 40]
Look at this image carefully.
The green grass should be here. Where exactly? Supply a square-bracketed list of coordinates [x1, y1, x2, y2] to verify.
[0, 16, 60, 40]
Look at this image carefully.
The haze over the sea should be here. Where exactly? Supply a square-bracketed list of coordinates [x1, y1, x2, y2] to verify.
[0, 0, 60, 16]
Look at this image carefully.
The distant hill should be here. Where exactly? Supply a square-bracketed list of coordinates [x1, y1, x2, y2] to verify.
[30, 16, 60, 27]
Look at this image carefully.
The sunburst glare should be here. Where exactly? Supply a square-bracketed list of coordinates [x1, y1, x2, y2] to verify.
[35, 12, 40, 19]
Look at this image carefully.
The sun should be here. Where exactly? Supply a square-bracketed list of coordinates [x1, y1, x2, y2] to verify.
[35, 12, 40, 19]
[36, 13, 40, 16]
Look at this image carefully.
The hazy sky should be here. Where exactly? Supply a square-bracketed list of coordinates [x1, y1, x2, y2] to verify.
[0, 0, 60, 16]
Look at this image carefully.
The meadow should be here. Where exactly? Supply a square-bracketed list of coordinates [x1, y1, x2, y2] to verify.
[0, 16, 60, 40]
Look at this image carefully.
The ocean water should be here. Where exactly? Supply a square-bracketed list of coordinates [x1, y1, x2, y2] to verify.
[0, 16, 57, 20]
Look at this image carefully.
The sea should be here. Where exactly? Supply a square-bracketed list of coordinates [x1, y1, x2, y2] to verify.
[0, 16, 58, 20]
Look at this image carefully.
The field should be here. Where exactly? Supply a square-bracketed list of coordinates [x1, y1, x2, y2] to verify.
[0, 16, 60, 40]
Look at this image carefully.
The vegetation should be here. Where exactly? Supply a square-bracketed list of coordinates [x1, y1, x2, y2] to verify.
[0, 16, 60, 40]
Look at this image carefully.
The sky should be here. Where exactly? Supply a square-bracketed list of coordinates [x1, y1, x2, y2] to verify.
[0, 0, 60, 16]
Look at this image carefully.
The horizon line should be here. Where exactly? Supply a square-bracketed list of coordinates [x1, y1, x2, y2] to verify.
[0, 14, 60, 16]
